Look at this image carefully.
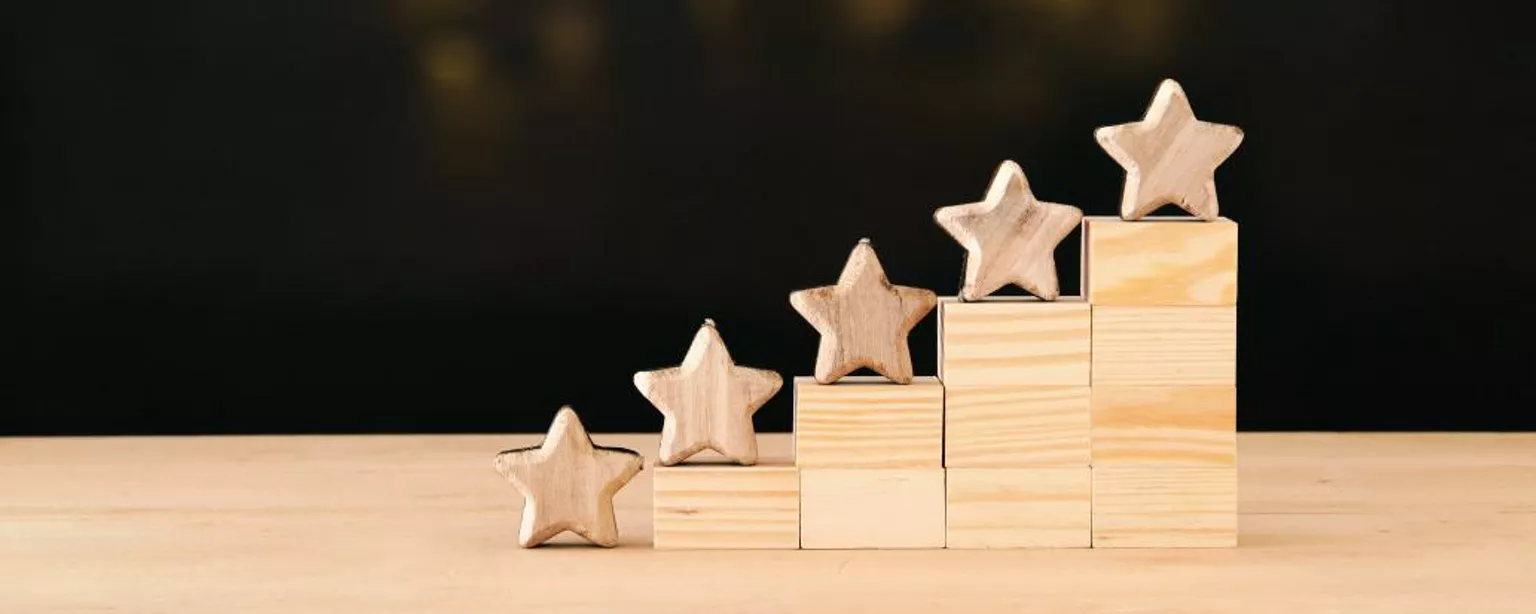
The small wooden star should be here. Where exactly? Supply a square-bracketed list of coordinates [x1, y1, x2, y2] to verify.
[492, 407, 643, 548]
[789, 238, 938, 384]
[633, 319, 783, 466]
[1095, 79, 1245, 221]
[934, 160, 1084, 301]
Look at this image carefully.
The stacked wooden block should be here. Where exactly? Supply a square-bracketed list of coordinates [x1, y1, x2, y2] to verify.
[939, 296, 1093, 548]
[650, 214, 1240, 550]
[1083, 215, 1238, 547]
[795, 376, 946, 548]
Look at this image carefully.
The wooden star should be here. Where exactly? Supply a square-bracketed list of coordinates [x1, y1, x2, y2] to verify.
[1095, 79, 1245, 221]
[789, 239, 938, 384]
[934, 160, 1084, 301]
[633, 319, 783, 466]
[492, 407, 643, 548]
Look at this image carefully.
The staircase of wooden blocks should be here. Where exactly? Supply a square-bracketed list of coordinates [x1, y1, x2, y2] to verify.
[649, 216, 1238, 550]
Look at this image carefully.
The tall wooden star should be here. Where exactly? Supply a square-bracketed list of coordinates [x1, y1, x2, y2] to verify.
[633, 319, 783, 466]
[1095, 79, 1245, 221]
[492, 407, 643, 548]
[934, 160, 1084, 301]
[789, 239, 937, 384]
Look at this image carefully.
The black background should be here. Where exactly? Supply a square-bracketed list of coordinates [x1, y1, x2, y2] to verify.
[10, 1, 1534, 435]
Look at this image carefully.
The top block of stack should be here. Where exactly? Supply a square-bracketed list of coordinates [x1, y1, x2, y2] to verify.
[1083, 215, 1237, 306]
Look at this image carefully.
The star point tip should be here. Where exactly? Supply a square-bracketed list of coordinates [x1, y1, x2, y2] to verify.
[858, 237, 871, 245]
[703, 318, 716, 328]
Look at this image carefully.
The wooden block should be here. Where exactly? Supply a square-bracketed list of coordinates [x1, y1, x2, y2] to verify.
[799, 468, 945, 549]
[946, 468, 1090, 549]
[794, 376, 943, 468]
[1091, 306, 1236, 386]
[944, 385, 1089, 467]
[1091, 386, 1236, 466]
[1082, 216, 1237, 306]
[937, 297, 1090, 386]
[1092, 466, 1237, 548]
[652, 463, 799, 549]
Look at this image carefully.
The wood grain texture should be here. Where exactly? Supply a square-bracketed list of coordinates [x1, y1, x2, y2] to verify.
[1092, 466, 1237, 548]
[799, 468, 946, 549]
[8, 434, 1536, 612]
[652, 463, 799, 550]
[933, 160, 1084, 301]
[946, 468, 1091, 549]
[491, 407, 645, 547]
[633, 319, 783, 466]
[794, 376, 944, 468]
[944, 385, 1089, 467]
[1091, 306, 1236, 386]
[937, 297, 1090, 386]
[789, 238, 938, 384]
[1094, 78, 1244, 221]
[1092, 386, 1236, 466]
[1083, 216, 1237, 306]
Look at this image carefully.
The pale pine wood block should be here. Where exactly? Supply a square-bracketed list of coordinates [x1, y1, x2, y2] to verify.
[946, 468, 1090, 549]
[652, 463, 799, 549]
[794, 376, 944, 468]
[1091, 386, 1236, 466]
[799, 468, 946, 549]
[1091, 306, 1236, 386]
[1083, 216, 1237, 306]
[1092, 466, 1237, 548]
[944, 385, 1089, 467]
[937, 297, 1091, 386]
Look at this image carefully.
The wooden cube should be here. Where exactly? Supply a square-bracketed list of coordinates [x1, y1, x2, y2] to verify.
[1082, 216, 1237, 306]
[1091, 386, 1236, 466]
[946, 468, 1090, 549]
[799, 468, 945, 549]
[937, 297, 1091, 386]
[1091, 306, 1236, 386]
[794, 376, 943, 468]
[652, 463, 800, 549]
[1092, 466, 1237, 548]
[944, 385, 1089, 467]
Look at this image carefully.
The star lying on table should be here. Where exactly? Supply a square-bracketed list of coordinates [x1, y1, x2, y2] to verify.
[493, 407, 643, 548]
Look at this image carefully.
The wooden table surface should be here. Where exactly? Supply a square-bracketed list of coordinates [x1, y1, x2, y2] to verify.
[3, 433, 1534, 613]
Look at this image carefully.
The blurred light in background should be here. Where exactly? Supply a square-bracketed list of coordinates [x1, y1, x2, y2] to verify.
[538, 2, 603, 87]
[423, 32, 485, 91]
[841, 0, 918, 45]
